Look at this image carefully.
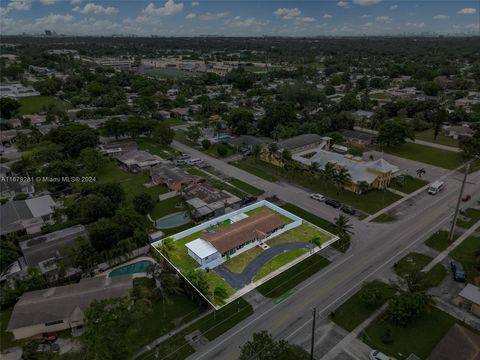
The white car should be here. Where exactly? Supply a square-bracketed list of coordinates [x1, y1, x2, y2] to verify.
[177, 154, 191, 160]
[188, 158, 202, 165]
[369, 350, 391, 360]
[310, 193, 325, 202]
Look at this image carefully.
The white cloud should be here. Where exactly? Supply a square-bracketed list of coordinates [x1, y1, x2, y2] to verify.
[39, 0, 60, 4]
[73, 3, 118, 15]
[352, 0, 382, 6]
[406, 22, 425, 28]
[225, 16, 267, 28]
[191, 1, 199, 6]
[297, 16, 316, 22]
[336, 1, 351, 8]
[7, 0, 32, 11]
[433, 14, 449, 20]
[375, 15, 391, 23]
[142, 0, 184, 17]
[185, 12, 196, 19]
[360, 14, 371, 18]
[274, 7, 302, 19]
[457, 8, 476, 15]
[362, 22, 373, 27]
[197, 12, 228, 21]
[390, 5, 398, 10]
[0, 7, 8, 15]
[323, 14, 333, 19]
[453, 23, 479, 31]
[70, 0, 83, 4]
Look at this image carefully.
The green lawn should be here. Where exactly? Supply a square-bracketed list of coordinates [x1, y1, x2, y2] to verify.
[256, 254, 330, 298]
[363, 306, 456, 360]
[150, 195, 184, 219]
[97, 161, 168, 202]
[175, 129, 197, 147]
[395, 252, 447, 288]
[415, 129, 459, 148]
[1, 308, 22, 351]
[229, 160, 278, 182]
[332, 281, 395, 332]
[457, 208, 480, 228]
[162, 118, 184, 127]
[224, 246, 263, 273]
[138, 298, 253, 360]
[205, 271, 235, 300]
[211, 179, 247, 199]
[450, 236, 480, 284]
[371, 213, 397, 223]
[389, 175, 428, 194]
[244, 205, 294, 224]
[228, 178, 264, 196]
[382, 142, 464, 170]
[267, 223, 331, 247]
[136, 139, 172, 158]
[240, 159, 402, 214]
[425, 230, 454, 252]
[163, 231, 204, 273]
[369, 92, 389, 99]
[205, 143, 237, 159]
[18, 95, 65, 115]
[253, 249, 308, 282]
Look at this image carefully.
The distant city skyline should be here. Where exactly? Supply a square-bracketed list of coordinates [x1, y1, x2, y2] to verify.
[1, 0, 479, 37]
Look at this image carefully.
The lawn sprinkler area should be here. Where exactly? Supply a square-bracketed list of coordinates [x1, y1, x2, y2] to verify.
[151, 200, 339, 309]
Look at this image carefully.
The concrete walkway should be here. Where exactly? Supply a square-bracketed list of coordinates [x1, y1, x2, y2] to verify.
[215, 242, 311, 289]
[423, 219, 480, 272]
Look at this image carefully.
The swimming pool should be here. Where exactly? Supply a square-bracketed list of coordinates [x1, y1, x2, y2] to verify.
[155, 211, 191, 229]
[214, 135, 235, 142]
[109, 260, 154, 277]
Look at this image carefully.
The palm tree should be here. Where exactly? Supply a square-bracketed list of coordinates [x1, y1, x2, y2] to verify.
[333, 167, 352, 194]
[252, 144, 261, 159]
[357, 181, 370, 194]
[416, 168, 426, 178]
[322, 162, 336, 183]
[280, 149, 292, 164]
[147, 264, 183, 315]
[214, 121, 224, 137]
[212, 285, 229, 306]
[308, 161, 320, 175]
[334, 214, 354, 239]
[267, 143, 278, 162]
[157, 237, 175, 262]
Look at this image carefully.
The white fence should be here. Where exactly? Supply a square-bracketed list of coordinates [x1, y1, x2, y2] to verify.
[158, 190, 178, 201]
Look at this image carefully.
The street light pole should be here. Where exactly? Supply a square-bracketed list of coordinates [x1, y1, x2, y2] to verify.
[310, 307, 317, 360]
[448, 163, 470, 242]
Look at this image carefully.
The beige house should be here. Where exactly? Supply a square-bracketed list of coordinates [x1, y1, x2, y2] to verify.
[455, 284, 480, 317]
[7, 275, 133, 340]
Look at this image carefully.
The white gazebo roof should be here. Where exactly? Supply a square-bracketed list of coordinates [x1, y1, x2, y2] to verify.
[185, 238, 218, 259]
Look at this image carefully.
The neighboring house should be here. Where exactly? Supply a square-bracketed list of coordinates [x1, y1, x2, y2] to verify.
[455, 284, 480, 318]
[0, 178, 35, 200]
[116, 150, 163, 173]
[340, 129, 376, 148]
[98, 140, 137, 158]
[183, 183, 242, 222]
[427, 324, 480, 360]
[351, 110, 375, 122]
[171, 107, 190, 121]
[7, 275, 134, 340]
[186, 211, 287, 268]
[0, 195, 56, 236]
[230, 135, 273, 151]
[150, 164, 203, 191]
[19, 225, 89, 280]
[444, 125, 475, 140]
[0, 82, 40, 99]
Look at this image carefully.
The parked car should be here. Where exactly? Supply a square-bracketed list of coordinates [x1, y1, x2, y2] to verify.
[340, 205, 356, 215]
[32, 332, 58, 343]
[325, 199, 341, 208]
[310, 193, 325, 202]
[37, 342, 60, 353]
[369, 350, 391, 360]
[188, 158, 202, 166]
[462, 194, 471, 202]
[174, 159, 187, 166]
[177, 154, 191, 160]
[450, 260, 466, 282]
[195, 161, 208, 169]
[242, 195, 257, 205]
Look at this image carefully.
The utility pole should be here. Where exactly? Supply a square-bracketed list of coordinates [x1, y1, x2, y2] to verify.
[448, 163, 470, 242]
[310, 307, 317, 360]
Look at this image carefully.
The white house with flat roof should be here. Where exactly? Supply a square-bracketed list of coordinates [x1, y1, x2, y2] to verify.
[185, 239, 222, 268]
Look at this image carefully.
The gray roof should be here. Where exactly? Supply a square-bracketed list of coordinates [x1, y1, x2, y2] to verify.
[340, 129, 376, 142]
[459, 284, 480, 305]
[19, 225, 89, 267]
[151, 164, 196, 184]
[7, 275, 133, 331]
[230, 135, 273, 147]
[277, 134, 324, 151]
[117, 150, 162, 167]
[0, 195, 56, 235]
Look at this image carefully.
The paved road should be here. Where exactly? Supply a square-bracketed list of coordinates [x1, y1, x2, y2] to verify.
[170, 140, 480, 360]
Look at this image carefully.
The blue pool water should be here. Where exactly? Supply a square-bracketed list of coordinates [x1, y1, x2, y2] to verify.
[109, 260, 153, 277]
[214, 135, 234, 142]
[155, 211, 191, 229]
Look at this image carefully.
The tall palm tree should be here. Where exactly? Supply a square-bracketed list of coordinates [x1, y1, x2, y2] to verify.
[157, 237, 175, 263]
[280, 149, 292, 164]
[214, 121, 224, 137]
[308, 161, 320, 175]
[147, 263, 182, 315]
[333, 167, 352, 194]
[357, 181, 370, 194]
[334, 214, 354, 239]
[252, 144, 261, 159]
[323, 162, 336, 183]
[267, 143, 278, 162]
[416, 168, 426, 178]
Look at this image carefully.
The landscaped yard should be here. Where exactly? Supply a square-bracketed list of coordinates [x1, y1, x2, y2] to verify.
[236, 159, 402, 214]
[223, 246, 263, 273]
[363, 306, 456, 360]
[244, 205, 294, 224]
[18, 95, 65, 115]
[280, 203, 337, 233]
[369, 92, 389, 99]
[457, 208, 480, 229]
[162, 231, 204, 273]
[1, 308, 21, 351]
[450, 236, 480, 284]
[149, 195, 184, 219]
[136, 139, 173, 159]
[228, 178, 264, 196]
[139, 298, 253, 360]
[253, 249, 307, 281]
[415, 129, 459, 148]
[256, 254, 330, 298]
[371, 213, 396, 223]
[161, 118, 184, 127]
[394, 252, 447, 288]
[267, 223, 331, 247]
[389, 175, 428, 194]
[211, 179, 247, 198]
[382, 142, 464, 170]
[229, 160, 278, 182]
[332, 281, 395, 332]
[175, 130, 236, 158]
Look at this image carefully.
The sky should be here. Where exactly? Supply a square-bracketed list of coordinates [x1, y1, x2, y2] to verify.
[0, 0, 479, 36]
